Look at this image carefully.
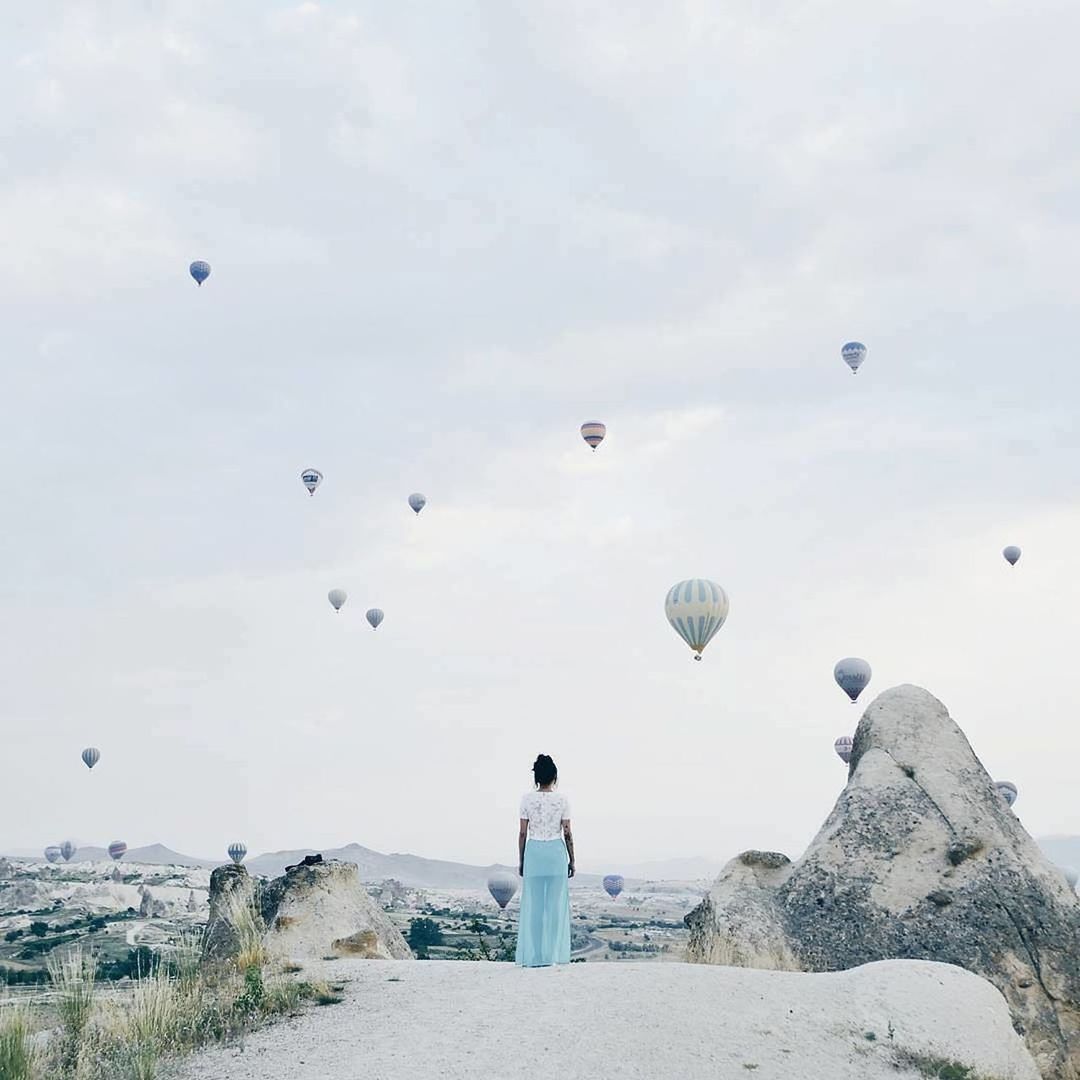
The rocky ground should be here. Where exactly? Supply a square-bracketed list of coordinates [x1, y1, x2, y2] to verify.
[166, 957, 1040, 1080]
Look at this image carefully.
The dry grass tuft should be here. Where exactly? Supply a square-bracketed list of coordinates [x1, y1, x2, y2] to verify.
[0, 1001, 39, 1080]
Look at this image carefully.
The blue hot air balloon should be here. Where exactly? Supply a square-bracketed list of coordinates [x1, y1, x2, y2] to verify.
[603, 874, 624, 899]
[408, 493, 427, 515]
[664, 579, 729, 660]
[44, 846, 62, 864]
[487, 873, 519, 909]
[834, 658, 871, 704]
[82, 747, 100, 770]
[842, 342, 867, 374]
[366, 608, 384, 630]
[227, 842, 247, 866]
[1003, 545, 1021, 566]
[189, 261, 211, 286]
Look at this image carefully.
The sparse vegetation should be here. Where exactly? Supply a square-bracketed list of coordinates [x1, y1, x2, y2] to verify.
[893, 1049, 998, 1079]
[0, 1001, 38, 1080]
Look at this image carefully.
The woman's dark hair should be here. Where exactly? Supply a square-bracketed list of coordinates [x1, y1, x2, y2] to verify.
[533, 754, 557, 787]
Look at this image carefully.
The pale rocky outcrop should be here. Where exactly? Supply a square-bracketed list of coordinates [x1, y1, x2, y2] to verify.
[686, 684, 1080, 1079]
[204, 863, 259, 960]
[203, 859, 411, 963]
[259, 859, 411, 961]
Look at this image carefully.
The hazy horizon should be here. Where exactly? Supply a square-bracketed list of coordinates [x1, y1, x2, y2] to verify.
[5, 3, 1080, 868]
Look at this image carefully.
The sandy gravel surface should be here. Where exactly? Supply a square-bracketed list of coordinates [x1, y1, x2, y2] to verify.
[169, 958, 1039, 1080]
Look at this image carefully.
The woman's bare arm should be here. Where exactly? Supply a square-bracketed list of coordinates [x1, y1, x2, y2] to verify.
[518, 819, 528, 876]
[563, 819, 575, 878]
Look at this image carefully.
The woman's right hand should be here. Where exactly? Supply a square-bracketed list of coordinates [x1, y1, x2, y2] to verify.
[518, 864, 524, 877]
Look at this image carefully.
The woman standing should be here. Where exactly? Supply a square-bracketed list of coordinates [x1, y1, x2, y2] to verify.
[516, 753, 574, 967]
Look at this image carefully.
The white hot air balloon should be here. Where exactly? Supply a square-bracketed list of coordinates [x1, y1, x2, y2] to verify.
[664, 579, 729, 660]
[301, 469, 323, 496]
[834, 658, 872, 704]
[328, 589, 347, 612]
[994, 780, 1018, 808]
[842, 341, 867, 374]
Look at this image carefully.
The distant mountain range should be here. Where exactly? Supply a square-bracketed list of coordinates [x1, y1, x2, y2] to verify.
[4, 841, 722, 887]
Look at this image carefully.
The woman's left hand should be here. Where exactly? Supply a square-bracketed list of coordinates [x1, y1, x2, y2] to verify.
[567, 863, 575, 878]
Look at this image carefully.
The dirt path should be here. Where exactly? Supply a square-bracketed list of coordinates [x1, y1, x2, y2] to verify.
[168, 958, 1038, 1080]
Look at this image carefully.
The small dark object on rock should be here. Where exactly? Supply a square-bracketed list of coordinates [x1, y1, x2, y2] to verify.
[946, 838, 983, 866]
[927, 891, 953, 907]
[285, 854, 324, 873]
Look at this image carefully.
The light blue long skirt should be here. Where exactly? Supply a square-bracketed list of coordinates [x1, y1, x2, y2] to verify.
[516, 838, 571, 967]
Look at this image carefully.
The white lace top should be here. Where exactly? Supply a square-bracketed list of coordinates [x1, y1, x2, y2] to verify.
[519, 790, 571, 841]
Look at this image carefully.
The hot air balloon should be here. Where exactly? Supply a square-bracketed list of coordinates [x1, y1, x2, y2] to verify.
[487, 873, 519, 910]
[408, 493, 427, 515]
[580, 422, 607, 451]
[44, 846, 61, 864]
[664, 579, 729, 661]
[842, 341, 867, 374]
[1062, 866, 1079, 891]
[189, 261, 211, 286]
[301, 469, 323, 496]
[602, 874, 624, 899]
[108, 841, 127, 861]
[995, 780, 1018, 808]
[834, 735, 853, 764]
[81, 747, 100, 770]
[366, 608, 384, 630]
[227, 842, 247, 866]
[1003, 545, 1021, 566]
[834, 658, 872, 704]
[60, 841, 77, 862]
[328, 589, 347, 612]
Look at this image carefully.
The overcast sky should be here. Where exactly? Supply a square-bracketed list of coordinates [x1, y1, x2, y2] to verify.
[3, 2, 1080, 871]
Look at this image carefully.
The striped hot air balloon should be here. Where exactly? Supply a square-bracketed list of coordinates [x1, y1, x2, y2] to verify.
[328, 589, 347, 612]
[227, 842, 247, 866]
[108, 841, 127, 861]
[602, 874, 624, 899]
[580, 422, 607, 451]
[82, 747, 100, 770]
[44, 846, 62, 863]
[366, 608, 384, 630]
[189, 260, 211, 286]
[834, 736, 853, 764]
[664, 579, 729, 660]
[487, 873, 519, 909]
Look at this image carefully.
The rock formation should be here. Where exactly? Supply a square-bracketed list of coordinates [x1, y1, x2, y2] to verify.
[686, 684, 1080, 1079]
[259, 859, 411, 961]
[203, 858, 411, 962]
[203, 862, 260, 960]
